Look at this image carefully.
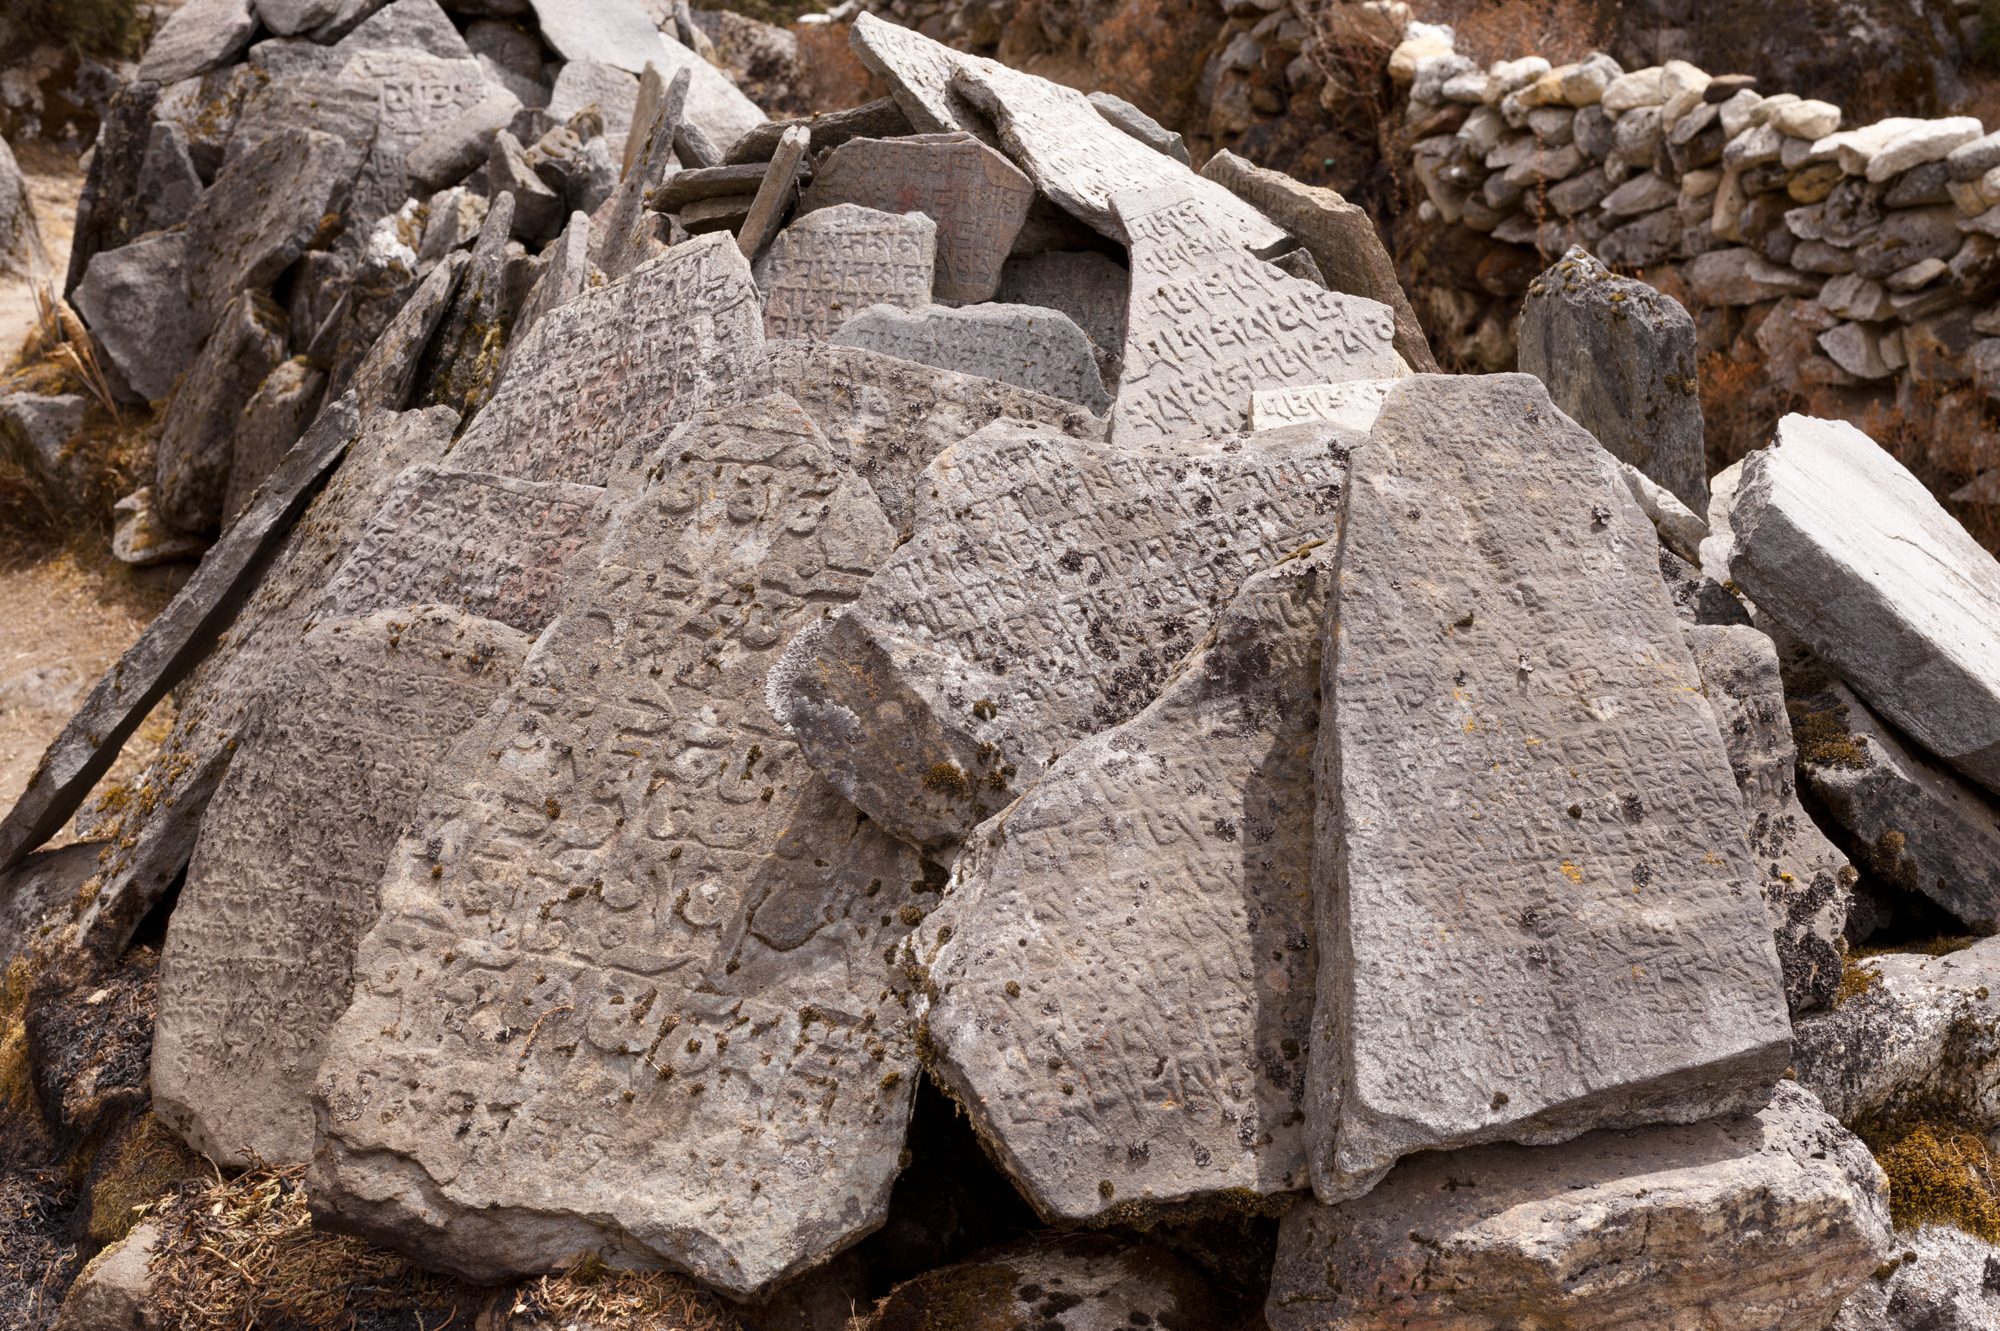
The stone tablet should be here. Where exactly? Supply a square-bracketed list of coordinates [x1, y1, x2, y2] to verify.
[450, 231, 763, 486]
[726, 98, 914, 166]
[155, 290, 289, 535]
[154, 606, 531, 1168]
[996, 250, 1128, 380]
[848, 12, 1004, 139]
[310, 397, 929, 1294]
[831, 302, 1110, 414]
[799, 134, 1033, 302]
[72, 232, 200, 403]
[756, 204, 937, 343]
[1308, 373, 1790, 1204]
[599, 64, 688, 281]
[735, 124, 811, 261]
[918, 550, 1330, 1220]
[314, 466, 608, 635]
[138, 0, 256, 84]
[769, 418, 1353, 850]
[1727, 414, 2000, 799]
[1111, 184, 1403, 448]
[1250, 380, 1401, 434]
[527, 0, 764, 149]
[340, 50, 501, 228]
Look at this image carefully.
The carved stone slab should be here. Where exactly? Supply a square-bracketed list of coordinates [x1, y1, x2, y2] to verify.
[450, 232, 765, 487]
[799, 134, 1033, 303]
[315, 466, 609, 634]
[848, 12, 1004, 139]
[996, 250, 1128, 380]
[1249, 381, 1401, 434]
[769, 419, 1354, 850]
[830, 302, 1110, 414]
[1111, 185, 1403, 448]
[917, 549, 1330, 1220]
[154, 605, 531, 1167]
[1308, 373, 1790, 1204]
[756, 204, 936, 343]
[310, 397, 929, 1295]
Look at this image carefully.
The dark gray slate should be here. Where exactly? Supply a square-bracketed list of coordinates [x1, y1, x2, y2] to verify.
[155, 292, 290, 534]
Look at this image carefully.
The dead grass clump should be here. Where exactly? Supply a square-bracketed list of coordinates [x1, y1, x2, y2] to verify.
[1871, 1123, 2000, 1242]
[11, 0, 152, 59]
[1421, 0, 1609, 68]
[19, 284, 120, 418]
[522, 1255, 744, 1331]
[1697, 349, 1779, 476]
[84, 1112, 203, 1246]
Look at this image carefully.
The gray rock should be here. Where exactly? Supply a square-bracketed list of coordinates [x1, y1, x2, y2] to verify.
[1686, 246, 1821, 304]
[310, 397, 923, 1295]
[1519, 246, 1707, 511]
[138, 0, 257, 83]
[1728, 414, 2000, 799]
[916, 549, 1329, 1220]
[1111, 183, 1402, 447]
[131, 124, 203, 235]
[0, 394, 365, 875]
[1087, 90, 1190, 165]
[72, 232, 201, 404]
[526, 0, 763, 149]
[1269, 1083, 1888, 1331]
[724, 98, 913, 166]
[155, 291, 290, 535]
[599, 64, 689, 280]
[487, 129, 564, 241]
[0, 842, 103, 975]
[52, 1220, 164, 1331]
[865, 1235, 1225, 1330]
[413, 192, 519, 421]
[734, 123, 811, 262]
[769, 418, 1351, 850]
[343, 248, 466, 413]
[154, 605, 532, 1168]
[507, 210, 590, 353]
[547, 59, 639, 149]
[64, 83, 161, 299]
[0, 392, 88, 497]
[255, 0, 344, 35]
[653, 161, 794, 209]
[407, 89, 525, 192]
[798, 133, 1033, 303]
[1309, 374, 1791, 1203]
[331, 0, 473, 61]
[846, 11, 1006, 138]
[112, 488, 210, 567]
[996, 249, 1127, 382]
[1853, 205, 1962, 281]
[1833, 1224, 2000, 1330]
[755, 203, 936, 342]
[223, 357, 326, 525]
[830, 301, 1111, 414]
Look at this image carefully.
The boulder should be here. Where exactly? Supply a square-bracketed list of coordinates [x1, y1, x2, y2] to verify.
[1687, 247, 1821, 305]
[71, 232, 201, 403]
[138, 0, 256, 83]
[0, 135, 45, 276]
[830, 302, 1110, 414]
[1833, 1225, 2000, 1329]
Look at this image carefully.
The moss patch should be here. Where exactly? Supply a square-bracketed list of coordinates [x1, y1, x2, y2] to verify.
[1787, 696, 1871, 771]
[1871, 1123, 2000, 1242]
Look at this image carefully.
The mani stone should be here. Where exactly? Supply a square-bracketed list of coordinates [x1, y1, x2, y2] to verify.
[1727, 414, 2000, 799]
[917, 549, 1330, 1220]
[309, 397, 928, 1294]
[0, 394, 366, 875]
[997, 250, 1128, 380]
[1111, 183, 1402, 448]
[138, 0, 256, 83]
[1519, 247, 1708, 512]
[768, 418, 1353, 851]
[339, 50, 501, 228]
[1250, 379, 1400, 434]
[798, 133, 1034, 303]
[155, 291, 290, 535]
[756, 204, 937, 343]
[830, 302, 1111, 414]
[72, 232, 200, 403]
[1088, 91, 1189, 165]
[313, 466, 608, 635]
[1267, 1083, 1888, 1331]
[154, 605, 531, 1168]
[450, 231, 764, 487]
[1308, 373, 1790, 1203]
[224, 357, 327, 524]
[184, 127, 362, 338]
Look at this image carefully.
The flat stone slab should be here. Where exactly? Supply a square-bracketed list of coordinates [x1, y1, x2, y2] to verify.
[755, 204, 936, 343]
[154, 605, 531, 1168]
[138, 0, 256, 83]
[547, 59, 639, 150]
[1309, 373, 1791, 1203]
[310, 397, 927, 1295]
[1249, 380, 1401, 434]
[768, 418, 1354, 850]
[996, 250, 1127, 379]
[1111, 184, 1403, 448]
[1727, 414, 2000, 799]
[798, 133, 1033, 302]
[345, 248, 467, 414]
[450, 231, 764, 486]
[1269, 1083, 1888, 1331]
[918, 549, 1330, 1220]
[527, 0, 764, 149]
[830, 301, 1111, 414]
[155, 291, 289, 535]
[72, 232, 200, 403]
[225, 356, 327, 524]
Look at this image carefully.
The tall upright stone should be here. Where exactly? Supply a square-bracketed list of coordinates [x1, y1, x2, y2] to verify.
[310, 397, 928, 1295]
[224, 357, 328, 524]
[154, 606, 531, 1167]
[1519, 247, 1708, 511]
[1111, 184, 1403, 447]
[155, 291, 289, 534]
[1309, 373, 1790, 1203]
[755, 204, 936, 343]
[598, 64, 688, 281]
[918, 550, 1330, 1220]
[526, 0, 764, 149]
[830, 302, 1110, 414]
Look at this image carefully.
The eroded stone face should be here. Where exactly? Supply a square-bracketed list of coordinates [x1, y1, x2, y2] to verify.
[310, 397, 927, 1296]
[1308, 373, 1791, 1204]
[829, 302, 1110, 414]
[996, 250, 1128, 381]
[916, 550, 1330, 1221]
[154, 290, 289, 535]
[754, 204, 937, 344]
[154, 606, 531, 1168]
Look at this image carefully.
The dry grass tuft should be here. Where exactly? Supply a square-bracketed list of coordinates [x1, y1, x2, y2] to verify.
[20, 283, 120, 419]
[1421, 0, 1610, 68]
[521, 1255, 744, 1331]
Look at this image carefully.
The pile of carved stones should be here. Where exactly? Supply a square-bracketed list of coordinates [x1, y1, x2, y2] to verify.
[8, 3, 2000, 1327]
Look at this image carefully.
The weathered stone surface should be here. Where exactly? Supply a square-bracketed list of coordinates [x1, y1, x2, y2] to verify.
[548, 60, 639, 149]
[600, 64, 689, 281]
[155, 291, 290, 535]
[735, 124, 811, 262]
[344, 248, 466, 414]
[406, 87, 523, 193]
[1833, 1224, 2000, 1330]
[1687, 624, 1853, 1014]
[0, 842, 101, 974]
[314, 466, 607, 633]
[0, 136, 44, 277]
[1520, 246, 1708, 511]
[830, 302, 1111, 414]
[184, 127, 363, 338]
[0, 391, 88, 496]
[1783, 660, 2000, 933]
[450, 231, 764, 485]
[1088, 91, 1189, 165]
[995, 250, 1127, 380]
[52, 1220, 164, 1331]
[1269, 1083, 1888, 1331]
[487, 130, 564, 242]
[138, 0, 256, 83]
[155, 606, 531, 1168]
[1309, 374, 1791, 1203]
[224, 357, 327, 525]
[726, 98, 914, 166]
[507, 211, 589, 354]
[1249, 379, 1400, 434]
[1111, 184, 1402, 448]
[132, 124, 202, 236]
[1201, 149, 1437, 373]
[527, 0, 763, 149]
[310, 397, 925, 1294]
[256, 0, 343, 35]
[916, 549, 1329, 1220]
[64, 83, 162, 300]
[1687, 247, 1821, 305]
[1728, 414, 2000, 798]
[799, 133, 1033, 303]
[756, 204, 936, 343]
[112, 488, 210, 566]
[847, 12, 1003, 139]
[769, 418, 1351, 850]
[862, 1234, 1225, 1331]
[0, 394, 365, 875]
[72, 232, 200, 403]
